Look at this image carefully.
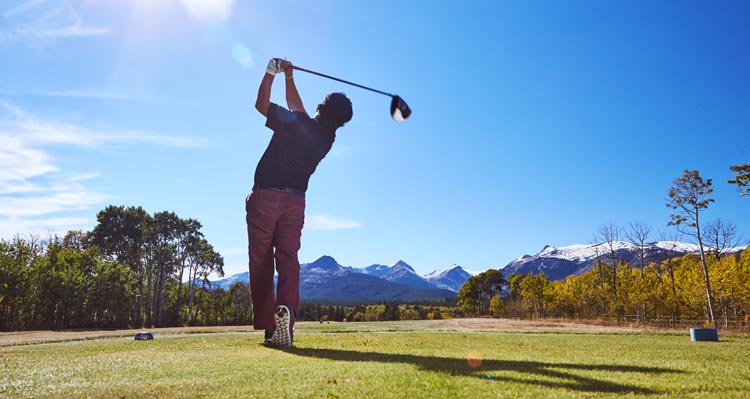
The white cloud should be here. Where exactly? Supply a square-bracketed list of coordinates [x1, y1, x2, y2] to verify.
[0, 216, 92, 241]
[19, 16, 110, 39]
[180, 0, 234, 23]
[305, 215, 363, 231]
[0, 2, 110, 47]
[218, 247, 249, 256]
[0, 88, 152, 104]
[2, 0, 46, 19]
[0, 189, 109, 218]
[0, 100, 204, 239]
[0, 101, 206, 149]
[13, 88, 153, 101]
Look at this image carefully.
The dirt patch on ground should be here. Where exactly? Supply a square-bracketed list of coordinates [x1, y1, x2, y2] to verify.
[0, 326, 257, 347]
[426, 318, 646, 333]
[0, 319, 653, 346]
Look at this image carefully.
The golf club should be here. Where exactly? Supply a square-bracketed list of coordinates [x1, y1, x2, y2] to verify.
[292, 65, 412, 122]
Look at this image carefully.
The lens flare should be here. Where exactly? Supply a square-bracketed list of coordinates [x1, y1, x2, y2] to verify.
[466, 351, 482, 368]
[231, 43, 253, 67]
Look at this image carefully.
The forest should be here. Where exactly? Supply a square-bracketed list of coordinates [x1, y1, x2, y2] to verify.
[458, 248, 750, 329]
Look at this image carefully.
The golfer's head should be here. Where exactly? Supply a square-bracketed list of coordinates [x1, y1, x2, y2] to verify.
[316, 92, 352, 129]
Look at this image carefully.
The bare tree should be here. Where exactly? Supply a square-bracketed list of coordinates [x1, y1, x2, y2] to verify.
[597, 222, 621, 302]
[666, 169, 716, 327]
[702, 218, 742, 262]
[590, 235, 605, 287]
[658, 230, 682, 324]
[625, 220, 651, 278]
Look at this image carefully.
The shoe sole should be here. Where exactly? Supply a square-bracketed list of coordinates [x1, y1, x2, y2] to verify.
[271, 305, 292, 347]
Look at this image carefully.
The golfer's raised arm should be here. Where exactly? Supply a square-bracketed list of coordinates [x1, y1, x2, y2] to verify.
[281, 61, 307, 115]
[254, 74, 273, 117]
[256, 58, 283, 117]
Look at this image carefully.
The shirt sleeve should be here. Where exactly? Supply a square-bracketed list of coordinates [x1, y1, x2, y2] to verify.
[265, 103, 298, 135]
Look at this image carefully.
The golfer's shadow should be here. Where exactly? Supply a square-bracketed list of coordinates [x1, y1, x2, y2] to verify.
[285, 346, 682, 394]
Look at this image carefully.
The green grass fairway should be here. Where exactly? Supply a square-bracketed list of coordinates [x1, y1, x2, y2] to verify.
[2, 320, 749, 398]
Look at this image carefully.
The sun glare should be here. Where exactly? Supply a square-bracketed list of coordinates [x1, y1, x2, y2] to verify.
[131, 0, 171, 15]
[130, 0, 234, 23]
[180, 0, 234, 23]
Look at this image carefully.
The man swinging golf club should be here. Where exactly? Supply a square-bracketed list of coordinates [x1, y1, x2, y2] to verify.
[247, 58, 353, 347]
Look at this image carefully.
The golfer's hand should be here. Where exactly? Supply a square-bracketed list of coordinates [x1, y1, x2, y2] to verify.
[279, 60, 293, 78]
[266, 58, 283, 75]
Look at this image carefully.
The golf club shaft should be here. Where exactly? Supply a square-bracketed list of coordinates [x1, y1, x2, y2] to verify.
[292, 66, 394, 98]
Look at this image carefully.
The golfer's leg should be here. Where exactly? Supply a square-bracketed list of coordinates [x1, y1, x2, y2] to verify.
[274, 195, 305, 316]
[246, 191, 278, 330]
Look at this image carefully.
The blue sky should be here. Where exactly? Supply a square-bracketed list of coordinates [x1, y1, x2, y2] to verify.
[1, 0, 748, 277]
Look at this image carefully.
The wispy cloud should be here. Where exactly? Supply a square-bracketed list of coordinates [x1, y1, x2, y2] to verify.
[306, 215, 363, 231]
[0, 216, 91, 241]
[0, 2, 110, 47]
[10, 88, 153, 101]
[2, 0, 46, 19]
[0, 100, 204, 238]
[0, 100, 206, 149]
[218, 247, 249, 257]
[15, 16, 110, 39]
[0, 181, 109, 218]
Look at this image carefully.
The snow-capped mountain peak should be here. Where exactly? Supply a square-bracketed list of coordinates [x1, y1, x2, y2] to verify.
[393, 260, 415, 272]
[307, 255, 343, 271]
[424, 264, 476, 292]
[207, 257, 482, 295]
[425, 264, 458, 279]
[358, 260, 437, 290]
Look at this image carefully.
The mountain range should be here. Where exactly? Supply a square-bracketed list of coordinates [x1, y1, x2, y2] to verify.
[501, 240, 744, 280]
[207, 256, 476, 302]
[206, 240, 747, 301]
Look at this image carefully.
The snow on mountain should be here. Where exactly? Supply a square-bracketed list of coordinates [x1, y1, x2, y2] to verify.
[206, 256, 456, 302]
[537, 242, 635, 262]
[361, 263, 393, 277]
[653, 241, 701, 253]
[299, 257, 454, 301]
[209, 272, 249, 290]
[359, 260, 437, 290]
[463, 268, 482, 276]
[533, 241, 710, 263]
[300, 255, 349, 284]
[502, 240, 746, 281]
[424, 264, 475, 292]
[203, 242, 747, 295]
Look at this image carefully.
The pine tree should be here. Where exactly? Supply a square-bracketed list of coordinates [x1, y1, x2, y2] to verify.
[728, 164, 750, 197]
[667, 169, 717, 327]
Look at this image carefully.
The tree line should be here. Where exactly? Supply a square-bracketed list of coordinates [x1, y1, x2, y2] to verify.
[0, 202, 456, 331]
[297, 301, 452, 322]
[0, 206, 226, 331]
[498, 248, 750, 328]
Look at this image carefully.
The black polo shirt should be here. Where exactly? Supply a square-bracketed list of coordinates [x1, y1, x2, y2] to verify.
[254, 103, 336, 192]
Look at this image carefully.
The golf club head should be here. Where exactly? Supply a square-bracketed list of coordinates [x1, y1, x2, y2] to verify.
[390, 95, 412, 122]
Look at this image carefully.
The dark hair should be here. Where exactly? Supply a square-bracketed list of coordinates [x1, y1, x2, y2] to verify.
[316, 92, 353, 129]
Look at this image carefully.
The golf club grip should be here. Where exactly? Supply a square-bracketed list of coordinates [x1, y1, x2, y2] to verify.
[292, 66, 394, 98]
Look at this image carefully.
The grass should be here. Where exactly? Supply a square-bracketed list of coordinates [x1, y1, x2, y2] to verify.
[2, 320, 749, 398]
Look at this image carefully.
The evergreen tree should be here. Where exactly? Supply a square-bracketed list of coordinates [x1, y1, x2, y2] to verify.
[666, 169, 717, 327]
[728, 164, 750, 197]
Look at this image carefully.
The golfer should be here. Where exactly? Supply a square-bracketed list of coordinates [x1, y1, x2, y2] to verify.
[246, 58, 353, 347]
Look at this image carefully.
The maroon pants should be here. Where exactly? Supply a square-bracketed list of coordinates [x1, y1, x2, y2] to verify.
[245, 188, 305, 330]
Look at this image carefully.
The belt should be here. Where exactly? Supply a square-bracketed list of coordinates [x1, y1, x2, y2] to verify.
[254, 184, 306, 197]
